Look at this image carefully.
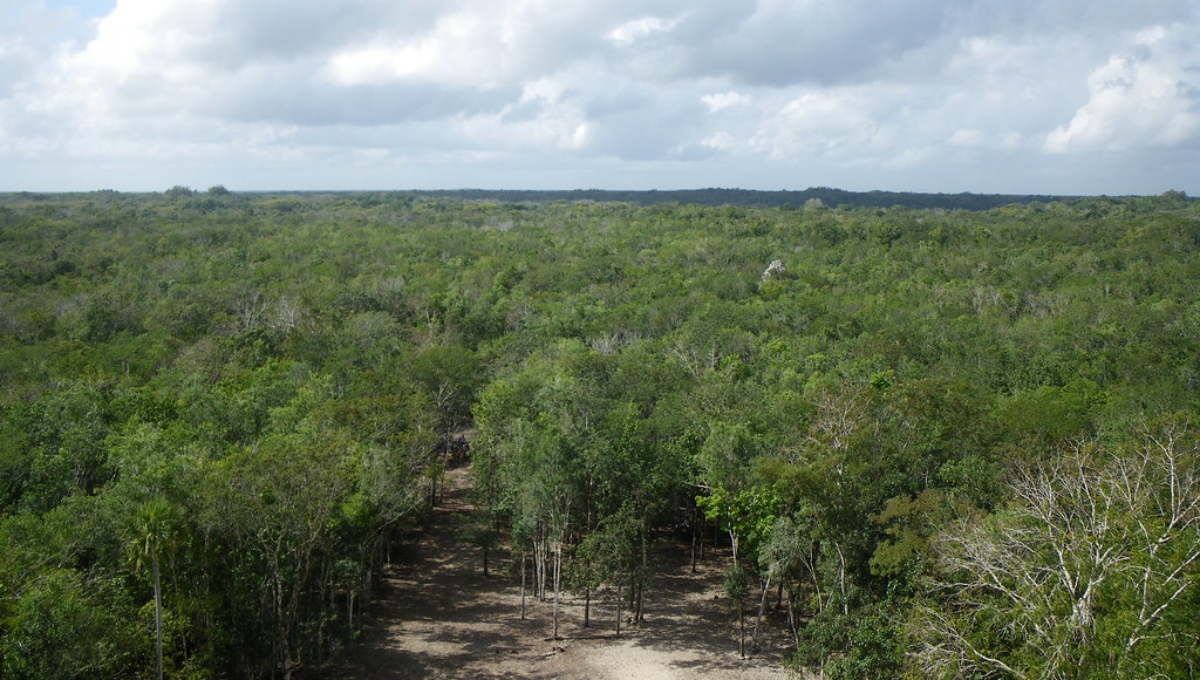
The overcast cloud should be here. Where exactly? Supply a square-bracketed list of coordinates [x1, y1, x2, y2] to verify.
[1, 0, 1197, 194]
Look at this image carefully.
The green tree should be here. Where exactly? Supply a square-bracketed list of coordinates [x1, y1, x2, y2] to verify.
[125, 498, 185, 680]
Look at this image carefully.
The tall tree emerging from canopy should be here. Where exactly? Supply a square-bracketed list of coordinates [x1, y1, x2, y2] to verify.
[126, 498, 184, 680]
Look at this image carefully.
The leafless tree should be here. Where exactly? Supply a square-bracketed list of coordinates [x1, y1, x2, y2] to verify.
[912, 419, 1200, 679]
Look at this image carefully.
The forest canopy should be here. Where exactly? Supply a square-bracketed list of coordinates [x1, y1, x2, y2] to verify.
[1, 190, 1198, 678]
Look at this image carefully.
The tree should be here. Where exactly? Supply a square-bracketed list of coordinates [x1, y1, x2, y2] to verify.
[912, 418, 1200, 679]
[0, 568, 142, 680]
[570, 508, 639, 633]
[126, 498, 185, 680]
[200, 377, 358, 679]
[409, 342, 482, 437]
[697, 484, 781, 656]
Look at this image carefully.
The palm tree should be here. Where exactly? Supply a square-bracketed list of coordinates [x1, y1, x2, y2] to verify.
[128, 498, 183, 680]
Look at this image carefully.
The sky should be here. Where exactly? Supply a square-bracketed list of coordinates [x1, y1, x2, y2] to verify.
[1, 0, 1197, 195]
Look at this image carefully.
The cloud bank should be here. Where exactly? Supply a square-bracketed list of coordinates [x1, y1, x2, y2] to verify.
[2, 0, 1198, 193]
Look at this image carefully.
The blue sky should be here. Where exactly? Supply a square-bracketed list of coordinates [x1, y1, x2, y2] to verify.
[1, 0, 1197, 195]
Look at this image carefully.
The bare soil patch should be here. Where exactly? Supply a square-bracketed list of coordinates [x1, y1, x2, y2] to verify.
[333, 466, 798, 679]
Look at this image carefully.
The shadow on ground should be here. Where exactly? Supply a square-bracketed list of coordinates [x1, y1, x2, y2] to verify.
[330, 467, 795, 679]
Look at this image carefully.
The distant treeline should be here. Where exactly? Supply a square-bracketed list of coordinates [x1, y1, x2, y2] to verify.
[4, 187, 1190, 211]
[407, 187, 1082, 210]
[2, 187, 1086, 210]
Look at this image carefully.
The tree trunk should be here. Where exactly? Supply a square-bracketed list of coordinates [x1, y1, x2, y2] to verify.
[615, 582, 623, 638]
[634, 580, 643, 625]
[691, 523, 698, 573]
[835, 541, 848, 615]
[520, 552, 528, 620]
[809, 544, 824, 615]
[153, 558, 164, 680]
[540, 537, 549, 602]
[752, 573, 772, 655]
[269, 548, 291, 680]
[738, 597, 745, 659]
[584, 587, 591, 628]
[637, 514, 648, 623]
[552, 541, 562, 640]
[787, 586, 800, 651]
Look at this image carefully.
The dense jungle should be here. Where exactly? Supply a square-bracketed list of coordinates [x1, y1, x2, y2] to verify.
[1, 188, 1199, 679]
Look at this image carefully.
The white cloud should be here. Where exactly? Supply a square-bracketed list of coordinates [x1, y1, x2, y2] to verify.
[1045, 23, 1200, 153]
[460, 77, 594, 152]
[323, 11, 514, 88]
[701, 91, 746, 112]
[752, 90, 878, 159]
[701, 131, 735, 151]
[606, 16, 678, 46]
[0, 36, 35, 61]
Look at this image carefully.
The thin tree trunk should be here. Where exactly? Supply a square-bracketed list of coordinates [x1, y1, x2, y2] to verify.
[269, 545, 291, 680]
[787, 586, 800, 650]
[809, 546, 824, 614]
[533, 538, 542, 600]
[752, 573, 772, 655]
[835, 541, 848, 615]
[153, 558, 163, 680]
[361, 562, 373, 629]
[637, 515, 648, 623]
[170, 559, 188, 660]
[615, 582, 623, 638]
[691, 523, 698, 573]
[634, 580, 643, 625]
[520, 552, 528, 620]
[536, 537, 547, 600]
[584, 587, 591, 628]
[552, 541, 562, 640]
[738, 597, 745, 659]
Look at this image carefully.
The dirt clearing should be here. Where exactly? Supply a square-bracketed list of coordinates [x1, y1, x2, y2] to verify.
[333, 467, 797, 679]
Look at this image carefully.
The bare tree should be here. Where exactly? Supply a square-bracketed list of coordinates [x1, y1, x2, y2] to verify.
[912, 419, 1200, 679]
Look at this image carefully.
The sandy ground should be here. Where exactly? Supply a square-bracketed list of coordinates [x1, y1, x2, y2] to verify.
[332, 467, 799, 680]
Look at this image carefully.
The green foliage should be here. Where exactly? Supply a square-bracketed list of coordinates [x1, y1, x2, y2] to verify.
[1, 569, 143, 680]
[570, 506, 639, 595]
[723, 561, 749, 603]
[2, 192, 1199, 676]
[409, 342, 482, 433]
[696, 484, 782, 564]
[794, 599, 903, 679]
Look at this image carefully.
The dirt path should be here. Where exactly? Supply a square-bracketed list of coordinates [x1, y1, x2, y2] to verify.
[334, 466, 797, 679]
